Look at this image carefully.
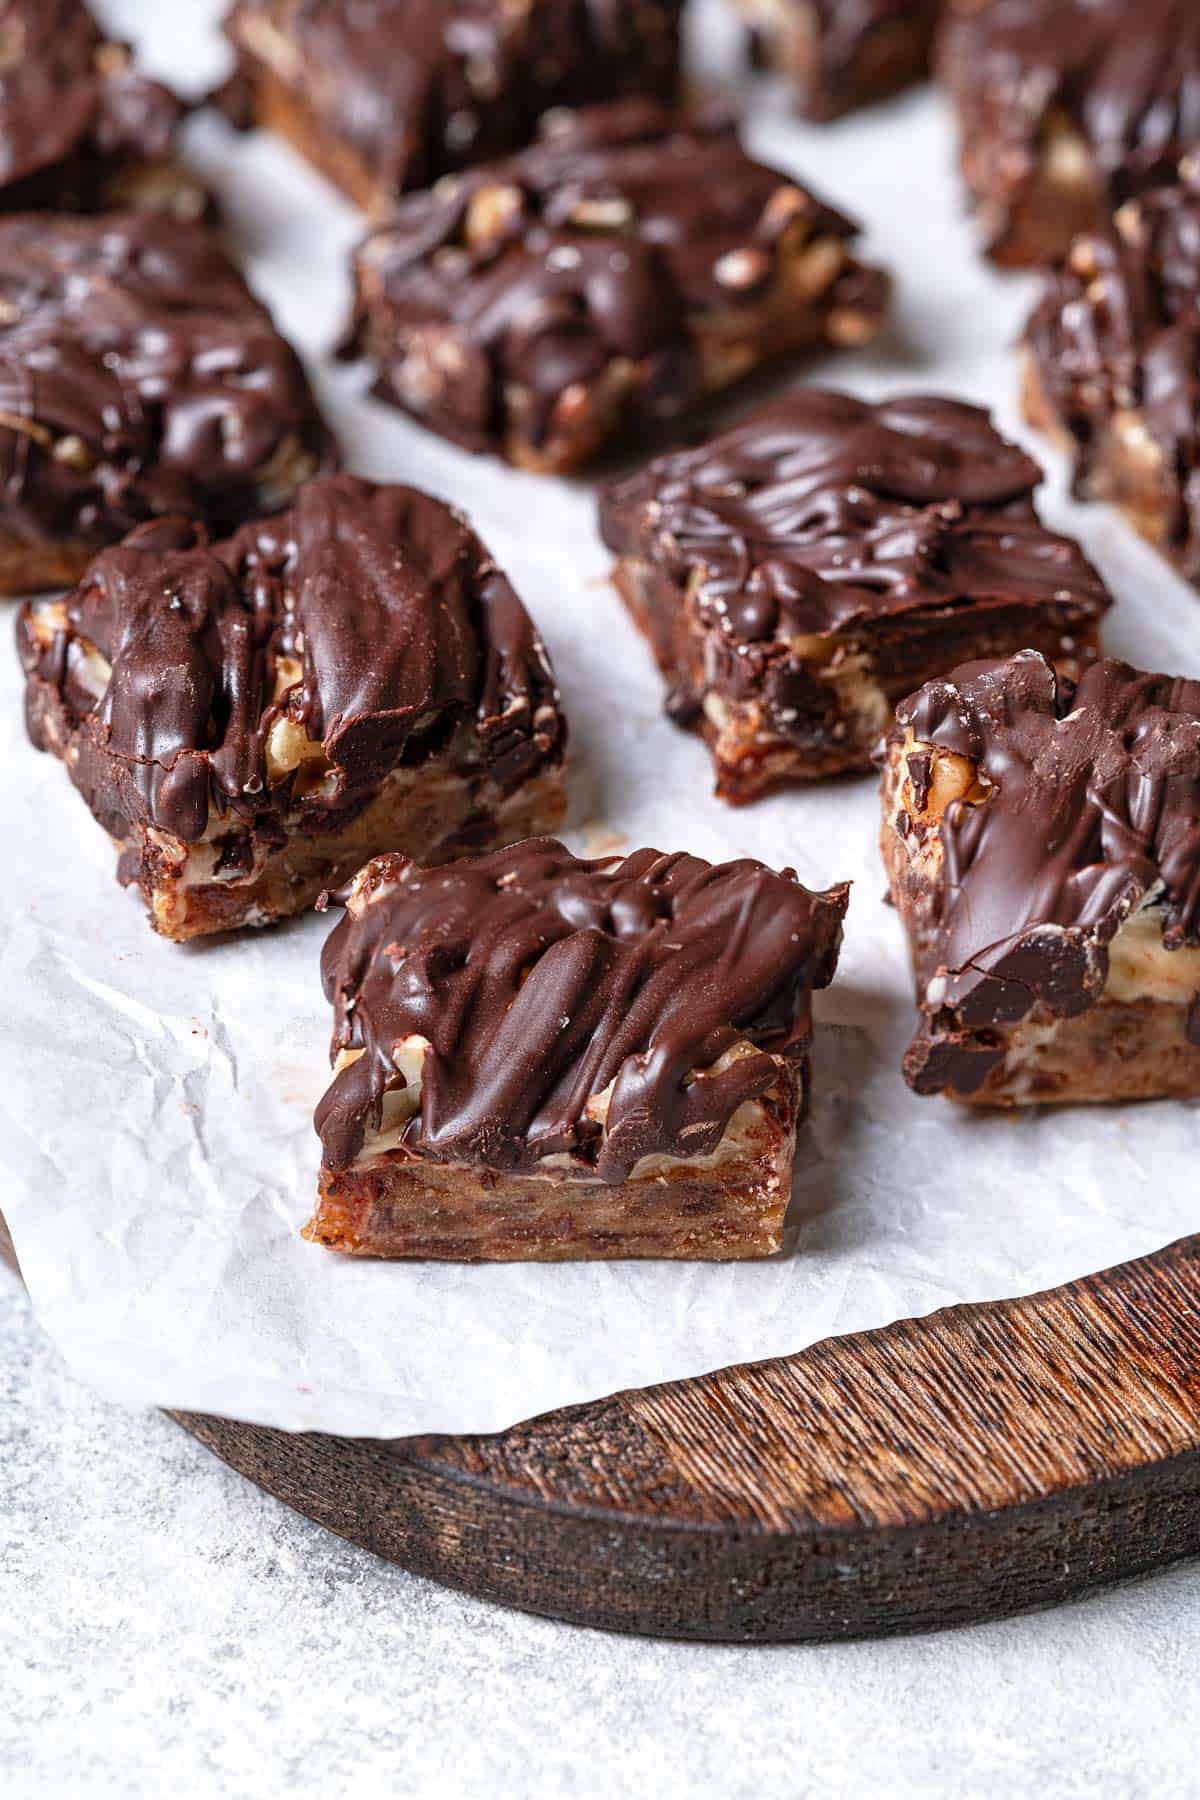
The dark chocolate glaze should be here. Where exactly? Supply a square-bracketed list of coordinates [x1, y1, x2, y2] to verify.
[889, 651, 1200, 1085]
[600, 389, 1110, 734]
[19, 474, 565, 847]
[0, 212, 333, 552]
[1025, 164, 1200, 583]
[224, 0, 682, 200]
[0, 0, 187, 203]
[315, 838, 847, 1179]
[344, 101, 887, 453]
[941, 0, 1200, 210]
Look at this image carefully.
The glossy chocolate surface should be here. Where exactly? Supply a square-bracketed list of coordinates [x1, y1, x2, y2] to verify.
[0, 212, 332, 552]
[20, 475, 565, 846]
[892, 651, 1200, 1036]
[601, 390, 1110, 726]
[0, 0, 186, 202]
[941, 0, 1200, 205]
[316, 838, 847, 1178]
[1024, 165, 1200, 581]
[224, 0, 682, 199]
[344, 101, 887, 455]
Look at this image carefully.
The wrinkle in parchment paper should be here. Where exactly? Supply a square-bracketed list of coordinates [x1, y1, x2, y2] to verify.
[3, 0, 1198, 1437]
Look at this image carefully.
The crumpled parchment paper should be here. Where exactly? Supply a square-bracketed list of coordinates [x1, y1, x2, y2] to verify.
[3, 0, 1198, 1436]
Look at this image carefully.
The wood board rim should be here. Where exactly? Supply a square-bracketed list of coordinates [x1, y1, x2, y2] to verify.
[6, 1213, 1200, 1641]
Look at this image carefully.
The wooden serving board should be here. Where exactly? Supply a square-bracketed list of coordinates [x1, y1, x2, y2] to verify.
[5, 1213, 1200, 1641]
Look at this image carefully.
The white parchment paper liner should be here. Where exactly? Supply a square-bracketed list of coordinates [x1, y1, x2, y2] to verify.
[2, 0, 1197, 1436]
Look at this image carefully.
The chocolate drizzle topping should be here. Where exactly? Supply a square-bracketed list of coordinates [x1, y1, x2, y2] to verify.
[20, 475, 565, 845]
[600, 391, 1110, 732]
[315, 839, 847, 1179]
[941, 0, 1200, 205]
[0, 0, 187, 201]
[1025, 164, 1200, 582]
[224, 0, 682, 200]
[0, 212, 333, 551]
[892, 651, 1200, 1034]
[602, 390, 1109, 639]
[344, 101, 884, 453]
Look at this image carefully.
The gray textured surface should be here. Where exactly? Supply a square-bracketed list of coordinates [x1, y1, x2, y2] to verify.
[3, 1270, 1198, 1799]
[2, 4, 1198, 1793]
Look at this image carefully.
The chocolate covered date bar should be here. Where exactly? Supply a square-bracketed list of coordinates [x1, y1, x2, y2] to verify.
[938, 0, 1200, 267]
[880, 650, 1200, 1105]
[0, 212, 334, 594]
[0, 0, 207, 221]
[736, 0, 941, 121]
[341, 101, 889, 474]
[223, 0, 683, 213]
[19, 476, 567, 941]
[310, 838, 848, 1261]
[599, 390, 1110, 801]
[1022, 163, 1200, 589]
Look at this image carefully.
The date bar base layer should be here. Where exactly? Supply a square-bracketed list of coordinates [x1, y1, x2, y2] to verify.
[614, 552, 1100, 800]
[307, 1071, 802, 1261]
[232, 60, 382, 213]
[136, 761, 566, 943]
[900, 994, 1200, 1108]
[1020, 349, 1191, 584]
[0, 534, 106, 597]
[952, 119, 1107, 271]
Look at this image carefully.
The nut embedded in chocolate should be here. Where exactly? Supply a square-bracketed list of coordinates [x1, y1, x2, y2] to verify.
[1021, 162, 1200, 589]
[309, 838, 848, 1261]
[0, 211, 335, 594]
[599, 389, 1111, 802]
[735, 0, 941, 122]
[0, 0, 208, 221]
[18, 475, 568, 941]
[222, 0, 683, 213]
[340, 99, 890, 474]
[879, 650, 1200, 1105]
[938, 0, 1200, 267]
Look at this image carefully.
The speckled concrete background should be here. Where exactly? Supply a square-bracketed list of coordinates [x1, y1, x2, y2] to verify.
[3, 1268, 1197, 1798]
[4, 1, 1199, 1789]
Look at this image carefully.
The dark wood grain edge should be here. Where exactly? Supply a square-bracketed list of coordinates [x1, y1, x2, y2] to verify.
[173, 1409, 1200, 1642]
[170, 1233, 1200, 1640]
[7, 1209, 1200, 1643]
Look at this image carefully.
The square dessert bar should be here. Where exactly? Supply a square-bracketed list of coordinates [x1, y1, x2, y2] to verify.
[599, 390, 1111, 802]
[0, 212, 334, 594]
[880, 650, 1200, 1105]
[341, 101, 889, 474]
[0, 0, 207, 221]
[18, 476, 567, 941]
[1022, 164, 1200, 589]
[223, 0, 683, 212]
[938, 0, 1200, 266]
[736, 0, 942, 122]
[310, 839, 848, 1260]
